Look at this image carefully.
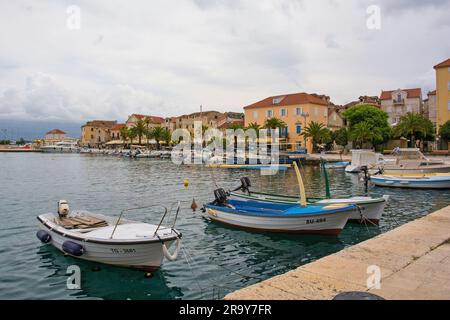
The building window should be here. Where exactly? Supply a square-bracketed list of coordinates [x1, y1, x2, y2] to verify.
[397, 93, 402, 102]
[296, 107, 302, 116]
[267, 110, 273, 118]
[253, 111, 258, 119]
[296, 124, 302, 134]
[280, 108, 287, 117]
[273, 97, 283, 104]
[314, 107, 318, 117]
[91, 135, 94, 139]
[406, 105, 412, 113]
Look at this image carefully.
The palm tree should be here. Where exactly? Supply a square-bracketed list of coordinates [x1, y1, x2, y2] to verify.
[246, 122, 261, 138]
[394, 113, 430, 148]
[151, 126, 165, 150]
[161, 128, 172, 146]
[133, 119, 147, 145]
[350, 122, 381, 148]
[264, 118, 287, 145]
[301, 121, 327, 153]
[128, 126, 138, 145]
[119, 127, 129, 145]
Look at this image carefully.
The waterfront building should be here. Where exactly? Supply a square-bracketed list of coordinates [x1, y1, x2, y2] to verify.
[327, 105, 345, 131]
[126, 114, 164, 129]
[434, 58, 450, 130]
[81, 120, 117, 147]
[216, 112, 245, 132]
[423, 90, 437, 129]
[243, 92, 330, 153]
[43, 129, 78, 146]
[380, 88, 423, 126]
[110, 123, 126, 141]
[173, 110, 223, 134]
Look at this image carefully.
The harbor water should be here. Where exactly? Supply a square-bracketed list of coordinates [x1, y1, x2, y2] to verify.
[1, 152, 450, 300]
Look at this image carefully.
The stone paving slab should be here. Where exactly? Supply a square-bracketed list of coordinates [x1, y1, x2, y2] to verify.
[225, 205, 450, 300]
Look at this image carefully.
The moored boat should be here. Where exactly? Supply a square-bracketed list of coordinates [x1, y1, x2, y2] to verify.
[204, 195, 355, 235]
[370, 174, 450, 189]
[36, 200, 182, 271]
[229, 190, 389, 224]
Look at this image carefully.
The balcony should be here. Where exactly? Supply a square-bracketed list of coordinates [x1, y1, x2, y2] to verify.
[393, 99, 405, 105]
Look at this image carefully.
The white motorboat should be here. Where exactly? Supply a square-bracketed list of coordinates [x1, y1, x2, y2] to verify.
[36, 200, 182, 271]
[41, 141, 80, 153]
[370, 174, 450, 189]
[370, 148, 450, 175]
[345, 150, 389, 173]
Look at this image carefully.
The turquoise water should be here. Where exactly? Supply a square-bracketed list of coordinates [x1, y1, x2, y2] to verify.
[1, 152, 449, 300]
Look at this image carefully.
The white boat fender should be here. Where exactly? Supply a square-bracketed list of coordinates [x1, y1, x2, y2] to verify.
[162, 238, 182, 261]
[62, 241, 85, 257]
[36, 230, 51, 243]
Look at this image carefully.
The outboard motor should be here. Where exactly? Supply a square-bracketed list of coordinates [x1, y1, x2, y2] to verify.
[57, 200, 70, 218]
[232, 177, 252, 194]
[213, 188, 228, 205]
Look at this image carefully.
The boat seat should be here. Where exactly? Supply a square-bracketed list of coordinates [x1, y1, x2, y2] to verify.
[56, 215, 108, 229]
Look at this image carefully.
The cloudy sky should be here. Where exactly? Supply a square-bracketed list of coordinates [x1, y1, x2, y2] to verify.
[0, 0, 449, 123]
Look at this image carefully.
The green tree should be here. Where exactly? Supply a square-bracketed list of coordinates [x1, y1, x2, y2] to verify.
[350, 121, 382, 148]
[301, 121, 329, 153]
[119, 127, 129, 145]
[440, 120, 450, 141]
[133, 119, 147, 145]
[161, 128, 172, 146]
[229, 123, 244, 130]
[151, 126, 165, 150]
[128, 126, 138, 145]
[334, 127, 349, 149]
[17, 138, 26, 145]
[394, 113, 435, 147]
[342, 104, 390, 146]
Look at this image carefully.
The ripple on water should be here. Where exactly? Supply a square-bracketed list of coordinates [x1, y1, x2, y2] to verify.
[1, 153, 449, 299]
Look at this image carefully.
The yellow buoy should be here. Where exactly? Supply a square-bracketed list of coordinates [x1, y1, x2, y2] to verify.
[184, 179, 189, 188]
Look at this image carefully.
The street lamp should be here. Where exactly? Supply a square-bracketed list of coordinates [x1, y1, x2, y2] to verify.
[301, 112, 310, 151]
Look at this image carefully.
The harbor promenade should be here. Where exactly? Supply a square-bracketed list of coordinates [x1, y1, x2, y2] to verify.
[225, 204, 450, 300]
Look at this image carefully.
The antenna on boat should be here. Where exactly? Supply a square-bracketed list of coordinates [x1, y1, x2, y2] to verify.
[293, 161, 307, 207]
[320, 158, 331, 199]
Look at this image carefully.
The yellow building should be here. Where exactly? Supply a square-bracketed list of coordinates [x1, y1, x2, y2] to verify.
[434, 58, 450, 130]
[244, 92, 330, 153]
[81, 120, 117, 147]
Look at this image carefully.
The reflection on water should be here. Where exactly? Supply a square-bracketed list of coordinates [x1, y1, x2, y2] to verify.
[1, 153, 449, 299]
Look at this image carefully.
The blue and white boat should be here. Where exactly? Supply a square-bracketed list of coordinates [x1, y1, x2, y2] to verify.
[325, 161, 350, 169]
[370, 174, 450, 189]
[204, 193, 356, 235]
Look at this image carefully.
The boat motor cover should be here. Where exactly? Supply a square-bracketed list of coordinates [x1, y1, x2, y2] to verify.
[62, 241, 84, 256]
[213, 188, 228, 205]
[36, 230, 51, 243]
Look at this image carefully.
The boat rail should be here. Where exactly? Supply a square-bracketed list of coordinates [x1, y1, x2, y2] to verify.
[109, 202, 181, 239]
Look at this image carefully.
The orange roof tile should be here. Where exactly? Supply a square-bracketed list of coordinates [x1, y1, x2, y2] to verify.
[380, 88, 422, 100]
[130, 114, 164, 124]
[244, 92, 328, 109]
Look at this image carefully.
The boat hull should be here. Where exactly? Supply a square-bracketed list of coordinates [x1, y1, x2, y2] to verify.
[37, 220, 176, 271]
[205, 207, 351, 235]
[229, 193, 388, 224]
[370, 176, 450, 189]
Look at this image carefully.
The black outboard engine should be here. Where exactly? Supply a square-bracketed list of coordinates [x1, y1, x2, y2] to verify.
[232, 177, 252, 194]
[213, 188, 228, 205]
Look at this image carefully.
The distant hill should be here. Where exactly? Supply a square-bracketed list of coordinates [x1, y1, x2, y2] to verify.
[0, 119, 83, 141]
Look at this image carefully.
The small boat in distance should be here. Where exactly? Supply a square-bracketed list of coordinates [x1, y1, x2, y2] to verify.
[41, 141, 80, 153]
[325, 161, 350, 169]
[370, 174, 450, 189]
[36, 200, 182, 271]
